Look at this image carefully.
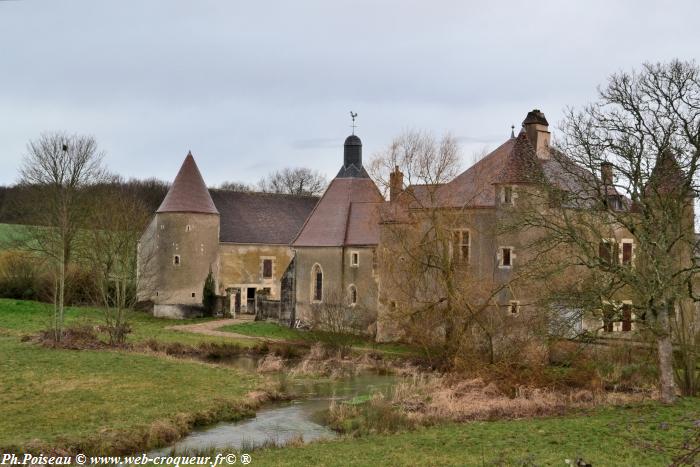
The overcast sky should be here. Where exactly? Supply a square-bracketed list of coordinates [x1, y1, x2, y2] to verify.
[1, 0, 698, 187]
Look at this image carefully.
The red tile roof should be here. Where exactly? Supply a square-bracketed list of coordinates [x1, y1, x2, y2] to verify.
[293, 177, 384, 247]
[157, 153, 219, 214]
[345, 202, 381, 246]
[433, 138, 517, 208]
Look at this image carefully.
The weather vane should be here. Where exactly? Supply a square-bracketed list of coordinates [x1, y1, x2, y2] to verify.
[350, 111, 358, 135]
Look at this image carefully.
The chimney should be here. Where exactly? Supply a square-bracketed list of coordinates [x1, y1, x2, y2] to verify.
[389, 165, 404, 201]
[601, 162, 614, 185]
[522, 109, 551, 160]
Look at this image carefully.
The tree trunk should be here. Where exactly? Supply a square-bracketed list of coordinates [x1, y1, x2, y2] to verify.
[657, 306, 677, 404]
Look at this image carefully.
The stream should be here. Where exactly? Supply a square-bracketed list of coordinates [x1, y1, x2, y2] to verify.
[149, 357, 398, 455]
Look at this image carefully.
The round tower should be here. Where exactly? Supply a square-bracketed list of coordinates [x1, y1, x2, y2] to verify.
[151, 152, 220, 317]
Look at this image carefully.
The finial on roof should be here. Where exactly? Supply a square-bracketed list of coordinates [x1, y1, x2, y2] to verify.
[187, 150, 192, 157]
[350, 111, 358, 135]
[510, 125, 515, 138]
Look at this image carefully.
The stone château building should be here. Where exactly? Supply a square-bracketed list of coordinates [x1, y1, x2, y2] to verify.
[138, 109, 693, 341]
[137, 152, 317, 318]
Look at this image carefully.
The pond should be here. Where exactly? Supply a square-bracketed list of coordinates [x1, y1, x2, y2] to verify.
[149, 362, 398, 455]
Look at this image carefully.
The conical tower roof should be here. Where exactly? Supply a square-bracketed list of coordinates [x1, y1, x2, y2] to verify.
[156, 152, 219, 214]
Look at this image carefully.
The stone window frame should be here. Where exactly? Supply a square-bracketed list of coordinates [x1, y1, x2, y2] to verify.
[452, 229, 471, 264]
[598, 238, 619, 266]
[508, 300, 520, 315]
[620, 238, 635, 267]
[173, 255, 181, 266]
[498, 246, 514, 269]
[501, 185, 515, 205]
[186, 225, 192, 232]
[311, 263, 323, 303]
[260, 256, 275, 280]
[350, 251, 360, 268]
[347, 284, 358, 307]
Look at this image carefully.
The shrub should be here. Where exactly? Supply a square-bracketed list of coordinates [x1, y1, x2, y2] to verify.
[202, 268, 216, 316]
[0, 251, 39, 300]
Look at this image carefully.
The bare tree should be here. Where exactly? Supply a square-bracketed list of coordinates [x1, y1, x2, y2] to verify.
[18, 133, 106, 342]
[81, 181, 152, 345]
[509, 60, 700, 403]
[257, 167, 327, 196]
[373, 131, 538, 367]
[219, 181, 253, 192]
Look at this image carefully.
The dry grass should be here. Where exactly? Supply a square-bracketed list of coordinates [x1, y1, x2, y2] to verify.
[327, 373, 652, 436]
[257, 354, 285, 373]
[289, 343, 398, 379]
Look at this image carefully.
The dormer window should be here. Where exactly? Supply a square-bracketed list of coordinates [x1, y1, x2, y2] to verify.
[606, 195, 622, 211]
[502, 186, 513, 205]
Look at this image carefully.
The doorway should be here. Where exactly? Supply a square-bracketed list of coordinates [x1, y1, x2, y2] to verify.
[246, 287, 256, 314]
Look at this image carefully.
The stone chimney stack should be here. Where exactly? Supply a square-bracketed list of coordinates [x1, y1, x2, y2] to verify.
[389, 165, 404, 201]
[601, 162, 614, 185]
[522, 109, 551, 160]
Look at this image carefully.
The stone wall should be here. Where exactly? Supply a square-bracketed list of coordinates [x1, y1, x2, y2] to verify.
[139, 212, 220, 308]
[294, 246, 378, 335]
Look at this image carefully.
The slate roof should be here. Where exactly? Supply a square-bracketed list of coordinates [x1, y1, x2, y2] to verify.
[157, 152, 219, 214]
[209, 190, 319, 244]
[293, 177, 384, 247]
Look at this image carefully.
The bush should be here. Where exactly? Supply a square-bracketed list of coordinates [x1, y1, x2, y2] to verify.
[202, 268, 216, 316]
[0, 251, 39, 300]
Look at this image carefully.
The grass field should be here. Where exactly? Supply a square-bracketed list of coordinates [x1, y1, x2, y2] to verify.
[218, 321, 416, 355]
[2, 298, 699, 465]
[0, 300, 268, 453]
[249, 400, 700, 466]
[0, 298, 256, 346]
[0, 335, 261, 451]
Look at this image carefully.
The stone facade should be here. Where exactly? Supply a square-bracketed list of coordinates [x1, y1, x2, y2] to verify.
[137, 153, 317, 319]
[218, 243, 294, 314]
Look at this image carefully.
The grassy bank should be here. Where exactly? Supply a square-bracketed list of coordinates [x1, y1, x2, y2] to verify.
[247, 399, 700, 466]
[218, 321, 416, 356]
[0, 299, 276, 454]
[0, 334, 265, 454]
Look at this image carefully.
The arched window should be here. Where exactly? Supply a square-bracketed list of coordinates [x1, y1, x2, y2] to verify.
[311, 264, 323, 302]
[348, 284, 357, 306]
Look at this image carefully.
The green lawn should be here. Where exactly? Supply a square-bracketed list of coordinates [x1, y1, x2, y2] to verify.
[0, 334, 261, 453]
[218, 321, 417, 355]
[0, 298, 256, 346]
[249, 399, 700, 466]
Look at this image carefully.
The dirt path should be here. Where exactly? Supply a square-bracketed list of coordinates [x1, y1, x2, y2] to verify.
[166, 316, 284, 342]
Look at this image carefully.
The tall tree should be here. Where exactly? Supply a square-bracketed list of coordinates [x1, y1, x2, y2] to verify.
[511, 60, 700, 403]
[257, 167, 327, 196]
[373, 131, 536, 366]
[82, 181, 152, 345]
[18, 132, 106, 342]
